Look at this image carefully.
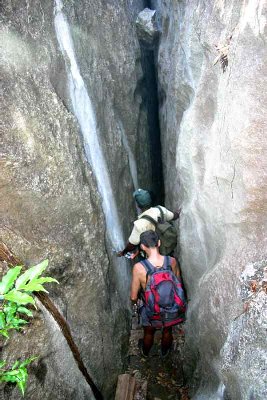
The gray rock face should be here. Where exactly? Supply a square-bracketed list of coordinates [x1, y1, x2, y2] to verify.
[0, 0, 147, 399]
[136, 8, 159, 47]
[220, 260, 267, 399]
[1, 301, 94, 400]
[153, 0, 267, 398]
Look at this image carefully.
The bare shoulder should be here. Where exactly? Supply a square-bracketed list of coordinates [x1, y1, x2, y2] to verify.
[132, 261, 145, 274]
[169, 256, 177, 267]
[169, 257, 180, 277]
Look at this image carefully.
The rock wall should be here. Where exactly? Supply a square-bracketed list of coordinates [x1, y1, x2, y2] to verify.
[153, 0, 267, 399]
[0, 0, 147, 398]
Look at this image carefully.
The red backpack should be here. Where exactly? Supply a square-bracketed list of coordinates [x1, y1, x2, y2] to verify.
[141, 256, 186, 328]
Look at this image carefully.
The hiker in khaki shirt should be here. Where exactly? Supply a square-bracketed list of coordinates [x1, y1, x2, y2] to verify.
[117, 189, 180, 257]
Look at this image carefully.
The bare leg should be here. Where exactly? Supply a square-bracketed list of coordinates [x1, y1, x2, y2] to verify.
[161, 327, 173, 355]
[142, 326, 156, 356]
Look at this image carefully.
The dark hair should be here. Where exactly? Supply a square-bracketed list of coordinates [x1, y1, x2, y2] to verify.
[140, 230, 159, 248]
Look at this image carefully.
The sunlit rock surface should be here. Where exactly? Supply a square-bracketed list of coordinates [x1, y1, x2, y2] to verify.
[153, 0, 267, 398]
[0, 0, 147, 398]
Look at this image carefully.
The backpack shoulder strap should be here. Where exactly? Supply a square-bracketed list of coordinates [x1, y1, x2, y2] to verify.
[140, 214, 158, 226]
[163, 255, 172, 271]
[141, 259, 154, 274]
[156, 206, 164, 223]
[141, 259, 155, 284]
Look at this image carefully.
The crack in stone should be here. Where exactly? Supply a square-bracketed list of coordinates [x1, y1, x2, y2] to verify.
[230, 160, 237, 199]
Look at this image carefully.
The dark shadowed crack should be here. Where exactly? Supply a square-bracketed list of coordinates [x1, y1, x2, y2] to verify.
[230, 159, 237, 199]
[136, 0, 164, 204]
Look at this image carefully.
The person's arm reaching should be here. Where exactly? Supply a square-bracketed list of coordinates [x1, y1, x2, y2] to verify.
[163, 206, 181, 222]
[172, 208, 181, 220]
[117, 222, 140, 257]
[117, 242, 137, 257]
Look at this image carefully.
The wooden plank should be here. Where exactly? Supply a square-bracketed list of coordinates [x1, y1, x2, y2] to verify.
[115, 374, 136, 400]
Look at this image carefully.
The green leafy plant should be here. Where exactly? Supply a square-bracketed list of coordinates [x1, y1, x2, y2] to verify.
[0, 357, 37, 396]
[0, 260, 58, 338]
[0, 301, 29, 338]
[0, 259, 58, 396]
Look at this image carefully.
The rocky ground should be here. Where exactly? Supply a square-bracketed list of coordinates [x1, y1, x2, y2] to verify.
[126, 315, 190, 400]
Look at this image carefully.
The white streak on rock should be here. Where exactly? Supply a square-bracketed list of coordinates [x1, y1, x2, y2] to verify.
[54, 0, 124, 250]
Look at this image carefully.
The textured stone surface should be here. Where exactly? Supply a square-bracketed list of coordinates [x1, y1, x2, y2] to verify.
[0, 0, 147, 398]
[220, 260, 267, 399]
[153, 0, 267, 398]
[1, 300, 94, 400]
[136, 8, 159, 47]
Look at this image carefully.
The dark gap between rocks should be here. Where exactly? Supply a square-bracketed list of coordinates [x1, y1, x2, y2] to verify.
[137, 3, 164, 205]
[140, 47, 164, 205]
[118, 8, 189, 399]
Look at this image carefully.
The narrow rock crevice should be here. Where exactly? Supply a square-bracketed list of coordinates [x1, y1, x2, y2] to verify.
[136, 5, 164, 204]
[140, 48, 164, 204]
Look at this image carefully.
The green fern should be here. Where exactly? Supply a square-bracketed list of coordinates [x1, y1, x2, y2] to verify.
[0, 260, 58, 338]
[0, 357, 37, 396]
[0, 260, 58, 396]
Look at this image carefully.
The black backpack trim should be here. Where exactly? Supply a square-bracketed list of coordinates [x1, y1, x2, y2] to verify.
[140, 214, 158, 226]
[140, 206, 165, 226]
[140, 208, 177, 256]
[140, 206, 165, 227]
[155, 206, 164, 223]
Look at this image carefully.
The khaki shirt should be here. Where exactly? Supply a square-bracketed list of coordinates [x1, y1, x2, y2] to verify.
[128, 206, 174, 245]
